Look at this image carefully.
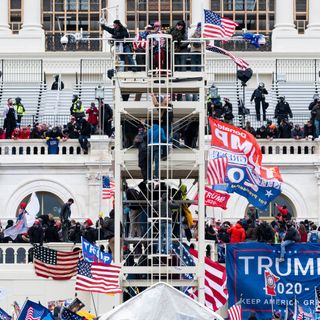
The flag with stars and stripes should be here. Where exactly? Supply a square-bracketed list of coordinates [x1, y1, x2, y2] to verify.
[203, 9, 238, 39]
[102, 176, 115, 199]
[228, 303, 242, 320]
[188, 248, 228, 311]
[0, 308, 12, 320]
[171, 243, 195, 280]
[33, 245, 80, 280]
[17, 300, 53, 320]
[206, 45, 249, 70]
[60, 308, 83, 320]
[75, 259, 122, 295]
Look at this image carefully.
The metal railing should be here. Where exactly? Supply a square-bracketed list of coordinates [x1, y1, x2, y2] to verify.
[0, 59, 43, 83]
[0, 114, 71, 127]
[80, 58, 113, 83]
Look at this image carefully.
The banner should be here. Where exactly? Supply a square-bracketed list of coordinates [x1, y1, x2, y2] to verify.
[81, 237, 112, 264]
[193, 187, 230, 209]
[226, 242, 320, 319]
[26, 192, 40, 227]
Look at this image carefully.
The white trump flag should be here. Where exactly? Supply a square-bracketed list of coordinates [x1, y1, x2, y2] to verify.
[26, 192, 40, 227]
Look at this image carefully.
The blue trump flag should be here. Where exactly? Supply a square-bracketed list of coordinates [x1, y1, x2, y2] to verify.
[0, 308, 12, 320]
[18, 300, 54, 320]
[226, 242, 320, 319]
[81, 237, 112, 264]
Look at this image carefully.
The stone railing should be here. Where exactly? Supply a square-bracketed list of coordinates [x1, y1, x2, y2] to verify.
[0, 136, 113, 157]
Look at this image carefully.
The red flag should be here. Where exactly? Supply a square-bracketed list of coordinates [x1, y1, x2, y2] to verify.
[194, 187, 230, 209]
[264, 269, 280, 296]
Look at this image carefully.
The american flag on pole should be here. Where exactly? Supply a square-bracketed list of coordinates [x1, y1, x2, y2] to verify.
[102, 176, 115, 199]
[228, 303, 242, 320]
[75, 260, 122, 294]
[206, 45, 249, 70]
[203, 9, 238, 39]
[207, 157, 228, 186]
[33, 245, 80, 280]
[25, 307, 43, 320]
[188, 248, 228, 311]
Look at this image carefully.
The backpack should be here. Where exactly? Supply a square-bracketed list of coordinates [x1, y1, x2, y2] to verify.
[309, 232, 319, 243]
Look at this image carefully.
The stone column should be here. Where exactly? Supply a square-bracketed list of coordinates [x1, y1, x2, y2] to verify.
[20, 0, 44, 33]
[273, 0, 297, 34]
[191, 0, 210, 27]
[0, 0, 11, 34]
[107, 0, 126, 26]
[305, 0, 320, 35]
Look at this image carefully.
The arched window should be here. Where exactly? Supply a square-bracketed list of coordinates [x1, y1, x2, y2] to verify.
[18, 192, 64, 217]
[245, 194, 295, 221]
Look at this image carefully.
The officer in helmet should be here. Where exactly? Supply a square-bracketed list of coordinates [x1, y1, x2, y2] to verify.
[250, 82, 268, 121]
[274, 96, 293, 125]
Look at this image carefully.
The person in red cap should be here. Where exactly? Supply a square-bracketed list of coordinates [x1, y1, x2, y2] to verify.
[82, 218, 97, 243]
[28, 219, 44, 246]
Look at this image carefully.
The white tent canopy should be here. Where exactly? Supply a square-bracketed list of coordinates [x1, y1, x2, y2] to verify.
[99, 282, 224, 320]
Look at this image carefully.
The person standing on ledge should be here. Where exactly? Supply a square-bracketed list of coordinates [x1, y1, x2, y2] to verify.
[60, 198, 74, 242]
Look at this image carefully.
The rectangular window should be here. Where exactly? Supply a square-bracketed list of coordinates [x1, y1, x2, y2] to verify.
[55, 0, 65, 12]
[223, 0, 233, 11]
[235, 0, 245, 11]
[259, 14, 266, 31]
[211, 0, 221, 11]
[10, 0, 21, 9]
[172, 0, 183, 10]
[296, 0, 307, 12]
[259, 0, 266, 11]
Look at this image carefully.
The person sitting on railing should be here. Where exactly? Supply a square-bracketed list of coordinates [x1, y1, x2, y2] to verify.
[265, 123, 277, 140]
[303, 120, 315, 140]
[255, 125, 268, 139]
[100, 19, 136, 72]
[291, 124, 304, 140]
[29, 124, 42, 139]
[86, 102, 99, 134]
[278, 118, 293, 138]
[167, 20, 189, 72]
[78, 118, 91, 154]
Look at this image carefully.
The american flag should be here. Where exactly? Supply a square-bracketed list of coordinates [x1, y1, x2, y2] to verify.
[206, 45, 249, 70]
[33, 245, 80, 280]
[25, 307, 42, 320]
[102, 176, 115, 199]
[60, 308, 83, 320]
[228, 304, 242, 320]
[188, 248, 228, 311]
[203, 9, 238, 39]
[75, 260, 122, 294]
[207, 157, 228, 186]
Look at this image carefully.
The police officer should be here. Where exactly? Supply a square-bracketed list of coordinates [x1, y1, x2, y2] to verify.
[250, 82, 268, 121]
[274, 96, 293, 125]
[15, 97, 25, 127]
[70, 95, 85, 121]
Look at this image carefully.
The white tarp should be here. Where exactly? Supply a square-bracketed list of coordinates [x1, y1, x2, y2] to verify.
[99, 282, 223, 320]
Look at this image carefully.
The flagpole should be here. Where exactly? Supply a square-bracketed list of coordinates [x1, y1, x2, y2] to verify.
[90, 292, 97, 316]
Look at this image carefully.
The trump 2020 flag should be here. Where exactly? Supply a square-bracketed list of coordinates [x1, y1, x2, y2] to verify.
[208, 118, 282, 209]
[17, 300, 54, 320]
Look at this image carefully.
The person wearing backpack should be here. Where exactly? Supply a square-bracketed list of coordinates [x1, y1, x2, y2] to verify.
[308, 224, 320, 243]
[279, 223, 300, 262]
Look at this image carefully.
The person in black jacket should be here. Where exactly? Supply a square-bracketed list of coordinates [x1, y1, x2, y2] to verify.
[279, 223, 301, 262]
[68, 222, 82, 243]
[51, 75, 64, 91]
[274, 96, 293, 124]
[82, 219, 97, 243]
[250, 83, 268, 121]
[100, 19, 136, 71]
[308, 94, 319, 123]
[60, 198, 74, 242]
[78, 118, 91, 154]
[28, 220, 44, 245]
[278, 118, 293, 138]
[4, 105, 16, 139]
[100, 101, 113, 136]
[45, 220, 60, 242]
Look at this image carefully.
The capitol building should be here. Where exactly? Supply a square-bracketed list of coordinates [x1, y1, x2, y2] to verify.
[0, 0, 319, 318]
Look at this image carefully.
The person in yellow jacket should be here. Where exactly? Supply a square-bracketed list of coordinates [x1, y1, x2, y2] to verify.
[15, 97, 25, 127]
[181, 183, 193, 241]
[70, 95, 85, 121]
